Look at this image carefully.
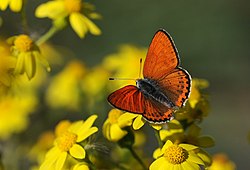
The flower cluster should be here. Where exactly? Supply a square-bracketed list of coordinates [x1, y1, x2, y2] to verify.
[0, 1, 239, 170]
[40, 115, 98, 170]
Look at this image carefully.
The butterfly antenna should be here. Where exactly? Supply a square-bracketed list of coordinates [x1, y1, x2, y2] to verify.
[138, 58, 143, 78]
[109, 77, 136, 81]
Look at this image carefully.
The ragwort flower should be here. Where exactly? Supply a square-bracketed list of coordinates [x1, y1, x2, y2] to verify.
[46, 60, 86, 111]
[175, 78, 210, 123]
[39, 115, 98, 170]
[0, 0, 22, 12]
[0, 94, 37, 139]
[0, 42, 16, 95]
[35, 0, 101, 38]
[103, 109, 132, 142]
[118, 112, 162, 130]
[150, 140, 204, 170]
[159, 121, 214, 148]
[208, 153, 236, 170]
[8, 34, 50, 80]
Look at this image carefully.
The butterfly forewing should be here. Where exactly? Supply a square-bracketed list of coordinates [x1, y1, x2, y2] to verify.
[108, 85, 144, 114]
[143, 29, 180, 80]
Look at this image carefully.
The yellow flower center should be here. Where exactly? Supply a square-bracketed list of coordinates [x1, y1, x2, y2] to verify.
[14, 34, 33, 52]
[109, 110, 122, 124]
[56, 131, 77, 152]
[164, 145, 188, 164]
[64, 0, 82, 13]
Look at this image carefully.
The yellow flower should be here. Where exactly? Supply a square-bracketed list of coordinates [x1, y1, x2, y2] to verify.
[159, 119, 184, 142]
[150, 140, 204, 170]
[0, 0, 22, 12]
[35, 0, 101, 38]
[103, 109, 132, 142]
[7, 34, 50, 80]
[188, 78, 209, 108]
[159, 120, 214, 148]
[118, 112, 163, 130]
[0, 41, 16, 95]
[0, 94, 37, 139]
[72, 163, 90, 170]
[39, 115, 98, 170]
[208, 153, 236, 170]
[29, 131, 55, 163]
[175, 78, 210, 122]
[46, 60, 86, 111]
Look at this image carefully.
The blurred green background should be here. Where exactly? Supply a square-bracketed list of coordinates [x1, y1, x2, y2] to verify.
[1, 0, 249, 169]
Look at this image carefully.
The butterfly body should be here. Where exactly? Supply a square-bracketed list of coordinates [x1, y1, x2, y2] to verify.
[136, 78, 175, 109]
[108, 29, 191, 123]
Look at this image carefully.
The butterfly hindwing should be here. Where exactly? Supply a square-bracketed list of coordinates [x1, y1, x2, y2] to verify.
[143, 29, 180, 80]
[108, 85, 144, 114]
[157, 67, 191, 107]
[143, 97, 173, 123]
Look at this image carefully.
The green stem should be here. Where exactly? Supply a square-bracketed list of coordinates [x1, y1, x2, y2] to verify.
[128, 146, 147, 170]
[20, 0, 29, 33]
[36, 25, 59, 46]
[154, 129, 163, 148]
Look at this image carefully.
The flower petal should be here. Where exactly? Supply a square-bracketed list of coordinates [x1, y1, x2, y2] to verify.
[35, 1, 66, 19]
[110, 124, 127, 142]
[10, 0, 22, 12]
[150, 124, 162, 130]
[70, 115, 97, 135]
[75, 115, 98, 141]
[55, 151, 67, 170]
[82, 115, 98, 130]
[118, 112, 136, 127]
[68, 120, 83, 133]
[69, 13, 88, 38]
[173, 164, 182, 170]
[197, 149, 212, 166]
[133, 115, 145, 130]
[73, 163, 90, 170]
[40, 147, 61, 170]
[188, 152, 205, 165]
[0, 0, 8, 10]
[69, 144, 86, 159]
[25, 52, 36, 79]
[179, 143, 198, 151]
[76, 126, 98, 142]
[79, 14, 101, 35]
[35, 52, 51, 72]
[161, 140, 173, 152]
[150, 157, 172, 170]
[14, 52, 25, 75]
[181, 160, 200, 170]
[152, 148, 162, 159]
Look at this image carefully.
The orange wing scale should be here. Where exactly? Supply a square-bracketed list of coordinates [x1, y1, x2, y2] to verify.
[108, 85, 144, 114]
[143, 98, 173, 123]
[108, 85, 173, 123]
[158, 68, 191, 107]
[143, 30, 179, 80]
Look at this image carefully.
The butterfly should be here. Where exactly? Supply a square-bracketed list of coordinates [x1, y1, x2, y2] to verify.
[108, 29, 191, 123]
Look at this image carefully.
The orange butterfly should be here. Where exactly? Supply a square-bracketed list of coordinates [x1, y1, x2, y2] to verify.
[108, 29, 191, 123]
